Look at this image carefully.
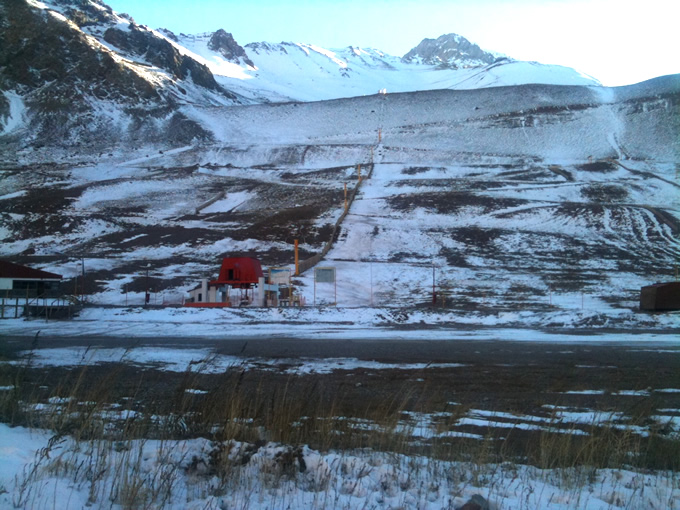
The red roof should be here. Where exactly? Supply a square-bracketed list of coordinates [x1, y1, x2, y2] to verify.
[211, 257, 263, 288]
[0, 260, 62, 280]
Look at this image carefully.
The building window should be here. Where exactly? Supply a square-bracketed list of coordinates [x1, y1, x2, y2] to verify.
[12, 281, 38, 290]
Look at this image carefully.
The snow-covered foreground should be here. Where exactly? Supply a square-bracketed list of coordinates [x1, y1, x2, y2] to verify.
[2, 305, 679, 342]
[1, 424, 678, 510]
[2, 308, 679, 510]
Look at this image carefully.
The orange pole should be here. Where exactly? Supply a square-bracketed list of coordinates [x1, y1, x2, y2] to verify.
[294, 239, 299, 275]
[357, 164, 361, 182]
[344, 183, 348, 211]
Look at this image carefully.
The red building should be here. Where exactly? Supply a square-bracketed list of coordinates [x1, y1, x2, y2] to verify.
[212, 257, 264, 289]
[186, 257, 264, 307]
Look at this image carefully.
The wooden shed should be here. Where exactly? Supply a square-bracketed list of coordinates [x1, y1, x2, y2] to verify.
[640, 282, 680, 311]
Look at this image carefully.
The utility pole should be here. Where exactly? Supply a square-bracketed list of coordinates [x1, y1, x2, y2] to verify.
[145, 263, 151, 306]
[81, 257, 85, 303]
[294, 239, 299, 276]
[432, 262, 436, 305]
[370, 261, 373, 306]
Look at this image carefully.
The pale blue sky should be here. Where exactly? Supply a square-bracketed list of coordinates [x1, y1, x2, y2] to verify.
[107, 0, 678, 86]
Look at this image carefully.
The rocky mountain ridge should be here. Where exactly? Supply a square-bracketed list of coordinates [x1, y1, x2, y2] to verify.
[1, 0, 604, 152]
[402, 33, 501, 67]
[0, 0, 240, 151]
[208, 29, 255, 68]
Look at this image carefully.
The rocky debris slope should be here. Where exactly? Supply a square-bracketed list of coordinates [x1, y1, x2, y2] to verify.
[0, 0, 240, 152]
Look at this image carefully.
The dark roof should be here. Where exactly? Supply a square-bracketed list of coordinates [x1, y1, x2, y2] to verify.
[642, 281, 680, 289]
[640, 281, 680, 311]
[0, 260, 63, 280]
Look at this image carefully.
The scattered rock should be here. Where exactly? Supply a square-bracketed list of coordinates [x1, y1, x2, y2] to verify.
[458, 494, 490, 510]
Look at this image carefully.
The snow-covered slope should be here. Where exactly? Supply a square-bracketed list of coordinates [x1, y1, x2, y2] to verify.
[0, 0, 602, 151]
[181, 77, 678, 163]
[173, 34, 600, 103]
[1, 75, 677, 314]
[1, 0, 678, 319]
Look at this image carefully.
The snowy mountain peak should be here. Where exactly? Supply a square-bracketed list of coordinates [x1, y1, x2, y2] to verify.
[0, 0, 608, 149]
[403, 33, 502, 68]
[208, 29, 255, 68]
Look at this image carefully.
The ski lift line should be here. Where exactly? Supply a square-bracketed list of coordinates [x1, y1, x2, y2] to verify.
[297, 123, 383, 275]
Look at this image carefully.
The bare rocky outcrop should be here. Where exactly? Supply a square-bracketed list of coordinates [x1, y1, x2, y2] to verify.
[0, 0, 226, 149]
[103, 26, 231, 95]
[208, 29, 255, 67]
[0, 0, 161, 144]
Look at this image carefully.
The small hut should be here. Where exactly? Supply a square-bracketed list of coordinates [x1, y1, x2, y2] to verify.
[640, 282, 680, 311]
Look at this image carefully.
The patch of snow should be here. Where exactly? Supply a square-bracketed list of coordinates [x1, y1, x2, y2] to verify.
[10, 346, 467, 375]
[1, 91, 27, 133]
[1, 424, 678, 510]
[1, 305, 679, 345]
[201, 191, 254, 213]
[0, 190, 27, 200]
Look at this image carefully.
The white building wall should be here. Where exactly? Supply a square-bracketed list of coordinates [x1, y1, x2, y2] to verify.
[208, 286, 219, 303]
